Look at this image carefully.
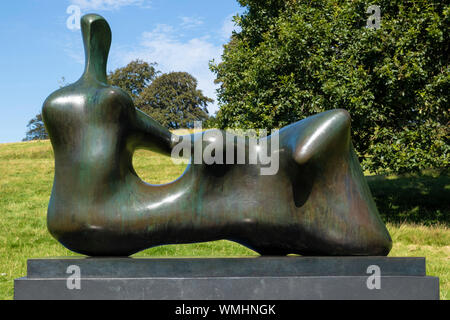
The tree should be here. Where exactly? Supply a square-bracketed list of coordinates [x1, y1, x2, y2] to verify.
[139, 72, 212, 129]
[23, 113, 48, 141]
[108, 61, 212, 128]
[108, 59, 159, 104]
[211, 0, 449, 174]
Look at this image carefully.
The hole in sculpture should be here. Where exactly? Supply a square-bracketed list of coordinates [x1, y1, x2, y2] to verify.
[133, 149, 187, 185]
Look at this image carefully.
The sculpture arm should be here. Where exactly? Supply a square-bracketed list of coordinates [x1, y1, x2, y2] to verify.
[292, 109, 351, 165]
[130, 107, 176, 154]
[116, 91, 176, 155]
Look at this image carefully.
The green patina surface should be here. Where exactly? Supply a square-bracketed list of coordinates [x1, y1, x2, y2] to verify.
[40, 14, 391, 256]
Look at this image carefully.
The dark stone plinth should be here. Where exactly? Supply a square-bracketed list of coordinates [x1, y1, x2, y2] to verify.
[14, 257, 439, 300]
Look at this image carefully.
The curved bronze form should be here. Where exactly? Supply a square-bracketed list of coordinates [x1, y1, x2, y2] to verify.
[42, 14, 392, 256]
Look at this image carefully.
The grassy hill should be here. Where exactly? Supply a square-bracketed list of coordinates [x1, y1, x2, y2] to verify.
[0, 140, 448, 299]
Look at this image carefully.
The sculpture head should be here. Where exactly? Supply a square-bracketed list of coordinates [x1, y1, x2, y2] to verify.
[80, 14, 111, 84]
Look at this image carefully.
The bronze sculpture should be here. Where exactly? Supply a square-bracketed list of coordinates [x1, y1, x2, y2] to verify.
[42, 14, 392, 256]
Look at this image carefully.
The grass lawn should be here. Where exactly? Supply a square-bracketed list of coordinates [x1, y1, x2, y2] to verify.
[0, 140, 448, 300]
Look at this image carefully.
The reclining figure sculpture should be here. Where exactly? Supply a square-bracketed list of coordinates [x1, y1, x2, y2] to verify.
[42, 14, 392, 256]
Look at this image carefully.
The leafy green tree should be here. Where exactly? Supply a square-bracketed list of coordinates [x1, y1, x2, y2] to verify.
[211, 0, 449, 173]
[108, 61, 212, 128]
[203, 114, 219, 129]
[23, 114, 48, 141]
[108, 59, 159, 104]
[139, 72, 212, 129]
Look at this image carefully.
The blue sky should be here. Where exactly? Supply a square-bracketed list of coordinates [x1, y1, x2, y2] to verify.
[0, 0, 244, 143]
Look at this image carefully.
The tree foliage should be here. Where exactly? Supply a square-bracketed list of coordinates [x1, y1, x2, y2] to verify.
[108, 59, 159, 103]
[109, 61, 212, 129]
[23, 114, 48, 141]
[211, 0, 449, 173]
[139, 72, 212, 129]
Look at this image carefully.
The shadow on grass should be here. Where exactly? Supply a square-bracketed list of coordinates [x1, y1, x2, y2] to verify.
[367, 169, 449, 225]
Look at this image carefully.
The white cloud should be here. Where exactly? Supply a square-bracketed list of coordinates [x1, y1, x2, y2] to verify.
[220, 14, 240, 40]
[61, 31, 85, 66]
[64, 43, 84, 65]
[69, 0, 150, 11]
[180, 16, 204, 29]
[116, 23, 223, 114]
